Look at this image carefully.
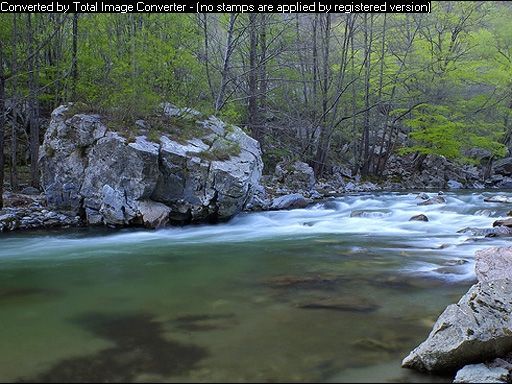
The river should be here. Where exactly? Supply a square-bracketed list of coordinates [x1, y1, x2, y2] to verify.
[0, 191, 510, 382]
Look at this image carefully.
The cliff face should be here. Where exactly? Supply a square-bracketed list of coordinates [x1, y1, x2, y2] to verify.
[40, 103, 263, 228]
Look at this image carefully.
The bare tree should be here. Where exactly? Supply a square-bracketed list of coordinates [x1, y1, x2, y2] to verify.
[215, 13, 238, 112]
[0, 40, 5, 208]
[10, 14, 18, 190]
[27, 13, 40, 188]
[71, 13, 79, 100]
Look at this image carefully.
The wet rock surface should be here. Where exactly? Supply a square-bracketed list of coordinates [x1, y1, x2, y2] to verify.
[270, 193, 312, 210]
[417, 195, 446, 206]
[409, 214, 429, 222]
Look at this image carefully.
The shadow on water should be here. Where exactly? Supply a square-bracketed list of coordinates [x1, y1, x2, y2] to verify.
[21, 312, 209, 383]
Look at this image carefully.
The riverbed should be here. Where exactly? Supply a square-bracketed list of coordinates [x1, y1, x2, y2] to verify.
[0, 191, 510, 382]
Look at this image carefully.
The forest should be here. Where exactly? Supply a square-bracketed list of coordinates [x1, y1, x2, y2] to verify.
[1, 1, 512, 205]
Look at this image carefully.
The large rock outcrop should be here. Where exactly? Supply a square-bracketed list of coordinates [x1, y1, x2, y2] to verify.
[402, 279, 512, 373]
[40, 103, 263, 227]
[403, 246, 512, 379]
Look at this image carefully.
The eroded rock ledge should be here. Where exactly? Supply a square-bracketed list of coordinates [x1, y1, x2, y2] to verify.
[40, 103, 263, 228]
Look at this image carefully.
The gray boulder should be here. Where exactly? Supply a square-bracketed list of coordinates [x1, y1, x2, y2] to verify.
[402, 279, 512, 373]
[273, 161, 316, 191]
[493, 157, 512, 176]
[454, 362, 509, 383]
[40, 104, 263, 227]
[475, 247, 512, 283]
[270, 193, 311, 210]
[137, 200, 172, 228]
[447, 179, 463, 189]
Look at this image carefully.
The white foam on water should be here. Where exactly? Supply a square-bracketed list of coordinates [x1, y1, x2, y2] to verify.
[1, 191, 511, 281]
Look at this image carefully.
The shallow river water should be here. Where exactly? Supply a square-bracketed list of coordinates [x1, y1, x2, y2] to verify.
[1, 191, 511, 382]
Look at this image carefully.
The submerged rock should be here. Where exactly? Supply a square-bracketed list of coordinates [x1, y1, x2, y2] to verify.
[27, 312, 209, 382]
[40, 103, 263, 227]
[475, 209, 495, 217]
[401, 279, 512, 373]
[266, 274, 339, 289]
[297, 296, 379, 313]
[350, 209, 392, 218]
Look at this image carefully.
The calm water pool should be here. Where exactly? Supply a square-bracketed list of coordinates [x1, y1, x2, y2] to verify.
[0, 191, 510, 382]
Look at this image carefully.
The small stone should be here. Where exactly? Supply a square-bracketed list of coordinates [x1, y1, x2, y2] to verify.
[417, 196, 446, 206]
[409, 214, 429, 222]
[21, 187, 40, 195]
[416, 192, 430, 200]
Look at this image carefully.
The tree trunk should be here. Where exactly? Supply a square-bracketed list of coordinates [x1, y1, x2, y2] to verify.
[247, 13, 260, 143]
[10, 14, 18, 191]
[259, 14, 268, 119]
[215, 13, 237, 113]
[71, 13, 79, 101]
[0, 41, 5, 208]
[361, 14, 374, 177]
[313, 14, 331, 176]
[28, 13, 40, 189]
[199, 14, 215, 101]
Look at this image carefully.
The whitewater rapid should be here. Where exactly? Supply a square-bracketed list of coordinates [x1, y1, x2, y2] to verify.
[1, 191, 511, 283]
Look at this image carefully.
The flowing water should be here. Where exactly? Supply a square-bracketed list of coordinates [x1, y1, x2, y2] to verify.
[1, 191, 511, 382]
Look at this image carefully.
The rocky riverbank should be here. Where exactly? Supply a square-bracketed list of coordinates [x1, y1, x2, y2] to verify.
[0, 191, 81, 232]
[3, 102, 512, 233]
[402, 246, 512, 383]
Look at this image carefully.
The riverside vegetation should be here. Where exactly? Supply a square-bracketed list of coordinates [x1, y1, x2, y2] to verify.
[3, 3, 512, 383]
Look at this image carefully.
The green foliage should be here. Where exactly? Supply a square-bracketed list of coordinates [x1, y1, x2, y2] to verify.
[400, 104, 506, 163]
[4, 6, 512, 179]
